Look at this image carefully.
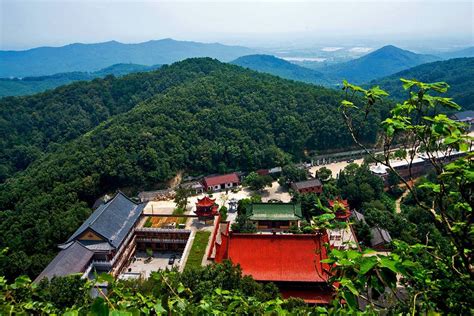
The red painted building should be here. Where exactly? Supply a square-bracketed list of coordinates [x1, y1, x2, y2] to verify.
[195, 196, 218, 218]
[291, 179, 323, 194]
[202, 173, 240, 192]
[214, 229, 334, 304]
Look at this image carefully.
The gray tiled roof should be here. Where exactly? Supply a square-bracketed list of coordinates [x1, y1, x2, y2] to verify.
[35, 241, 94, 282]
[291, 178, 322, 190]
[370, 226, 392, 246]
[453, 110, 474, 121]
[351, 210, 366, 223]
[66, 191, 144, 249]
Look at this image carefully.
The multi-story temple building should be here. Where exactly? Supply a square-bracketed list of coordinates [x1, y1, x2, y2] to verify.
[194, 196, 219, 218]
[35, 191, 192, 282]
[247, 202, 303, 231]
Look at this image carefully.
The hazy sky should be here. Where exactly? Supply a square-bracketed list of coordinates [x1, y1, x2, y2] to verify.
[1, 0, 473, 50]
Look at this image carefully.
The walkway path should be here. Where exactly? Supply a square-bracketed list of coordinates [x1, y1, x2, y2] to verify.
[395, 188, 410, 214]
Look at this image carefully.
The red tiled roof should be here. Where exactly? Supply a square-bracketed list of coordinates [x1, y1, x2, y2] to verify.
[196, 196, 216, 207]
[203, 173, 240, 187]
[216, 233, 331, 283]
[280, 288, 333, 304]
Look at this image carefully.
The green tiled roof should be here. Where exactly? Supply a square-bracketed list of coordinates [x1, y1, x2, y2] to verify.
[249, 203, 303, 221]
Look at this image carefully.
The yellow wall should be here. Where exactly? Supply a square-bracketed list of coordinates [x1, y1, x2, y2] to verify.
[78, 229, 104, 241]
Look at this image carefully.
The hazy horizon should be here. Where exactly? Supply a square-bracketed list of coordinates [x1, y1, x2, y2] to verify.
[1, 0, 473, 52]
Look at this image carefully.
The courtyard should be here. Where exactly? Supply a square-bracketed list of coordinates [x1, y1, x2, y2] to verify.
[119, 250, 182, 279]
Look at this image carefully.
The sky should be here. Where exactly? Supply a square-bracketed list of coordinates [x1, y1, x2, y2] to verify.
[0, 0, 473, 51]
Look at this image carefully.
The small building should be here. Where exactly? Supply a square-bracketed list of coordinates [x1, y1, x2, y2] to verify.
[214, 230, 333, 304]
[202, 173, 240, 192]
[329, 198, 351, 221]
[180, 181, 204, 194]
[195, 196, 219, 218]
[451, 110, 474, 131]
[351, 210, 392, 250]
[291, 178, 323, 194]
[370, 226, 393, 250]
[248, 202, 303, 231]
[328, 226, 359, 250]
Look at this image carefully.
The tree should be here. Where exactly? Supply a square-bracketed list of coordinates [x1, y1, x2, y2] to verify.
[353, 221, 372, 247]
[298, 193, 320, 218]
[387, 169, 399, 189]
[174, 187, 192, 210]
[242, 172, 273, 191]
[231, 213, 257, 233]
[316, 167, 332, 182]
[336, 79, 473, 313]
[280, 164, 308, 185]
[219, 206, 228, 222]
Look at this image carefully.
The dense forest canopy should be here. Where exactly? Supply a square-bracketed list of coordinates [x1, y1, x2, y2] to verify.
[0, 59, 231, 182]
[0, 58, 383, 279]
[372, 57, 474, 111]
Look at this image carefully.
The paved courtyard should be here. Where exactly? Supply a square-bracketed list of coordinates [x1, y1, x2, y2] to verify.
[119, 251, 182, 279]
[309, 158, 363, 178]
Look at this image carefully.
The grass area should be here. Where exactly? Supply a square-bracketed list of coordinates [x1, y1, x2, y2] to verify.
[185, 231, 211, 270]
[173, 207, 188, 224]
[173, 207, 185, 215]
[144, 217, 152, 227]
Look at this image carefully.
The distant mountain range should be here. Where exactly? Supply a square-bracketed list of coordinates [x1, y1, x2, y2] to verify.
[231, 54, 330, 86]
[438, 46, 474, 59]
[0, 63, 161, 97]
[317, 45, 441, 84]
[0, 39, 255, 77]
[230, 45, 465, 87]
[372, 57, 474, 111]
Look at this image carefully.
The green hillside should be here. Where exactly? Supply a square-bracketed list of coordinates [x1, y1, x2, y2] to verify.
[372, 57, 474, 111]
[0, 60, 219, 182]
[0, 63, 161, 97]
[0, 58, 383, 279]
[319, 45, 440, 84]
[232, 54, 332, 86]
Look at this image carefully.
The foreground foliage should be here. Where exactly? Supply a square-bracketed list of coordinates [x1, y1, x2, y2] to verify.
[1, 261, 318, 315]
[339, 78, 473, 313]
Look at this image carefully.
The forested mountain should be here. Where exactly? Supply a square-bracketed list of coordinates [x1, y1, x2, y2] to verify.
[0, 58, 384, 279]
[0, 63, 161, 97]
[0, 39, 255, 77]
[318, 45, 440, 83]
[0, 60, 224, 182]
[231, 54, 332, 86]
[372, 57, 474, 111]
